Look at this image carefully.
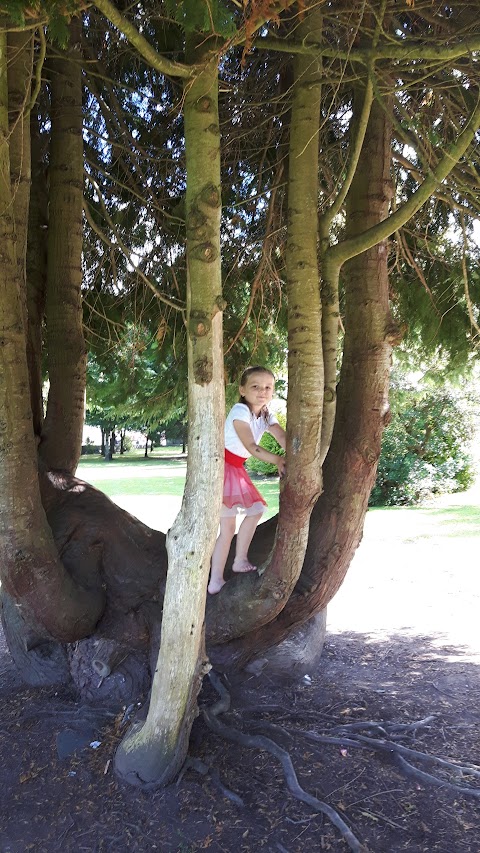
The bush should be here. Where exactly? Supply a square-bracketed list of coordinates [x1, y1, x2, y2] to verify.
[121, 434, 133, 452]
[370, 383, 476, 506]
[245, 412, 286, 477]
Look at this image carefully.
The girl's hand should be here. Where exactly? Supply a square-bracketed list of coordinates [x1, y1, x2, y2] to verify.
[277, 457, 286, 478]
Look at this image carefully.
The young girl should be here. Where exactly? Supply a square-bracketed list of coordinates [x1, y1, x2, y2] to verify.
[208, 366, 286, 595]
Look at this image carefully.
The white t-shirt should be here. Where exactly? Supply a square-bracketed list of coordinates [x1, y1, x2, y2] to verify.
[225, 403, 278, 459]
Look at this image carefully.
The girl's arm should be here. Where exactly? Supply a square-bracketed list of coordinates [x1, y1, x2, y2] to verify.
[233, 420, 286, 476]
[268, 422, 286, 451]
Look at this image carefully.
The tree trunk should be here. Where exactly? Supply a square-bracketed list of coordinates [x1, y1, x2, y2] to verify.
[0, 27, 104, 645]
[7, 29, 33, 327]
[300, 88, 395, 606]
[104, 430, 112, 460]
[319, 250, 340, 463]
[206, 6, 324, 642]
[26, 111, 48, 438]
[115, 39, 224, 787]
[40, 21, 86, 474]
[209, 89, 395, 668]
[2, 0, 477, 711]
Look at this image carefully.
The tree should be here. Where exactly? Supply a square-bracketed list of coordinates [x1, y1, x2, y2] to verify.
[1, 19, 104, 655]
[1, 0, 480, 805]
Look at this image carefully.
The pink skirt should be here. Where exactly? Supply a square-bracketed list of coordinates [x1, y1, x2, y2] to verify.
[223, 449, 267, 510]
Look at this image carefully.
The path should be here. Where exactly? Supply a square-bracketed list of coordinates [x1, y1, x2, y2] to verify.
[327, 482, 480, 663]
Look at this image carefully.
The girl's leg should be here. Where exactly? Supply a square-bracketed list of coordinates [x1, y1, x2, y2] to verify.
[232, 512, 263, 573]
[208, 516, 236, 594]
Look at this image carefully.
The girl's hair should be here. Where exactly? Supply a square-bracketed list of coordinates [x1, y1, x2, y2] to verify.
[238, 366, 275, 424]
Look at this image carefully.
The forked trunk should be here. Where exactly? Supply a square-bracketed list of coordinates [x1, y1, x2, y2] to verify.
[209, 91, 395, 668]
[0, 28, 104, 645]
[206, 6, 324, 642]
[115, 40, 224, 787]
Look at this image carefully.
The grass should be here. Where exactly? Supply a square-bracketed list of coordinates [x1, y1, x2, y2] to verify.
[78, 451, 281, 518]
[421, 504, 480, 532]
[366, 501, 480, 542]
[78, 448, 186, 467]
[78, 452, 480, 538]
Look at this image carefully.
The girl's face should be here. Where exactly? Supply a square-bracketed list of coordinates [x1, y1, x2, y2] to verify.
[240, 372, 275, 413]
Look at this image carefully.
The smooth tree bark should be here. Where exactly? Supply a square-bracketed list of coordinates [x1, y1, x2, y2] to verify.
[0, 27, 104, 651]
[40, 21, 87, 474]
[206, 4, 324, 642]
[114, 38, 224, 787]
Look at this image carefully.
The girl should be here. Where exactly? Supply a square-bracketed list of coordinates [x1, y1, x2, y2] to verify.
[208, 366, 286, 595]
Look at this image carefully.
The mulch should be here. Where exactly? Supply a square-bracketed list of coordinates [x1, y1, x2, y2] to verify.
[1, 625, 479, 853]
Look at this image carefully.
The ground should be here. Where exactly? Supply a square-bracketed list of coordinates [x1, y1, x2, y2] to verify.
[1, 486, 479, 853]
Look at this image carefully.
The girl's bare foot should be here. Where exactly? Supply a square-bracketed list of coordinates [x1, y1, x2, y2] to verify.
[208, 578, 226, 595]
[232, 558, 257, 573]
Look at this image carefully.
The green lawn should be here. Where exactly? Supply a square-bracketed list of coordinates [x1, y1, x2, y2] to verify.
[367, 500, 480, 542]
[78, 452, 281, 519]
[78, 452, 480, 537]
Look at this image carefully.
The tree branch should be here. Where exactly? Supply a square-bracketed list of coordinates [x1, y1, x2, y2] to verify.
[25, 27, 46, 115]
[328, 94, 480, 266]
[254, 34, 480, 65]
[460, 212, 480, 346]
[91, 0, 194, 79]
[83, 191, 185, 313]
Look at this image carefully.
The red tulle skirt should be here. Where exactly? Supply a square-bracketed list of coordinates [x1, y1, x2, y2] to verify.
[223, 449, 267, 509]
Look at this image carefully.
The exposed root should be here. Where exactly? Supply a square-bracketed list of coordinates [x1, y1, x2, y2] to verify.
[201, 680, 480, 849]
[393, 754, 480, 799]
[180, 757, 244, 807]
[204, 671, 365, 853]
[282, 723, 480, 799]
[245, 701, 480, 798]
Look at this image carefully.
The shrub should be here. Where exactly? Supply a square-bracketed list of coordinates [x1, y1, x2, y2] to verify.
[121, 434, 133, 452]
[245, 412, 286, 477]
[81, 444, 101, 455]
[370, 383, 476, 506]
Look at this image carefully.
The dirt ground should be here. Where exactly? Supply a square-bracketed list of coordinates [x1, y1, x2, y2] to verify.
[1, 491, 479, 853]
